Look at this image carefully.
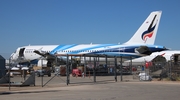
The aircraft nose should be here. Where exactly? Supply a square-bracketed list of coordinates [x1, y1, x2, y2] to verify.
[10, 53, 14, 59]
[10, 53, 17, 61]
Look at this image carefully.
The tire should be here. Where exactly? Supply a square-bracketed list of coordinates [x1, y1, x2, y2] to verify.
[47, 61, 52, 67]
[37, 73, 40, 77]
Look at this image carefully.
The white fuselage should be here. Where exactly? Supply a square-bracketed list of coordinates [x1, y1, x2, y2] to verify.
[124, 50, 180, 63]
[11, 45, 58, 62]
[10, 44, 166, 64]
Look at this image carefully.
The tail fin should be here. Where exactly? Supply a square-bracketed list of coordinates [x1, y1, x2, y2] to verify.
[125, 11, 162, 45]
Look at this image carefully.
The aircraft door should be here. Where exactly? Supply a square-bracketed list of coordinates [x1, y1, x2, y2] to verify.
[19, 48, 25, 57]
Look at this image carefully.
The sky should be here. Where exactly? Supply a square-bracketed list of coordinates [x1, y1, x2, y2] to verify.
[0, 0, 180, 59]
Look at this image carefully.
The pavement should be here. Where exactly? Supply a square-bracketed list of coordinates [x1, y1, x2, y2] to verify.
[0, 75, 180, 100]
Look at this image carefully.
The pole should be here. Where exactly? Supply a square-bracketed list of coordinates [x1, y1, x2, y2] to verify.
[41, 58, 43, 87]
[66, 54, 69, 85]
[120, 56, 123, 81]
[70, 56, 72, 73]
[170, 55, 173, 80]
[130, 56, 132, 75]
[41, 73, 43, 87]
[93, 57, 96, 82]
[170, 59, 172, 80]
[145, 61, 146, 81]
[84, 56, 86, 77]
[8, 58, 11, 90]
[105, 56, 108, 73]
[8, 68, 11, 90]
[114, 56, 117, 82]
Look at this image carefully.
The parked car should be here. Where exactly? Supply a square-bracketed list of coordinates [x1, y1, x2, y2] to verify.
[35, 69, 51, 77]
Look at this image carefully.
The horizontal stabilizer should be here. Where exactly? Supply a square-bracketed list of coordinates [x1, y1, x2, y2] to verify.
[151, 55, 166, 63]
[135, 46, 152, 55]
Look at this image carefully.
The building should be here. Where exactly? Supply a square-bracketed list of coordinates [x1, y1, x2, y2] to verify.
[0, 55, 6, 78]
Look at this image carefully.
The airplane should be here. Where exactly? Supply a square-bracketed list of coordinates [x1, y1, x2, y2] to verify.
[123, 50, 180, 66]
[10, 11, 167, 67]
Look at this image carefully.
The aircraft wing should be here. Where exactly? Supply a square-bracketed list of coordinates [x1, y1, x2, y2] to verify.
[34, 50, 59, 61]
[33, 50, 46, 57]
[34, 50, 67, 65]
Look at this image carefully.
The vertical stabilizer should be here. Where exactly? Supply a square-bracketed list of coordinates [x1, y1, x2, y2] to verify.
[125, 11, 162, 45]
